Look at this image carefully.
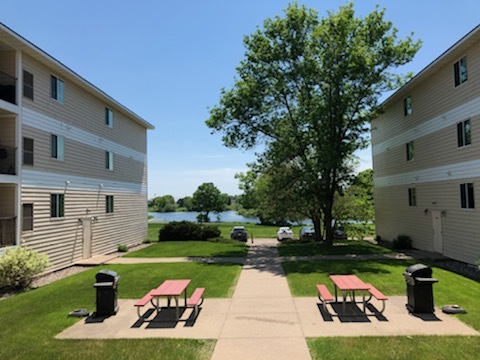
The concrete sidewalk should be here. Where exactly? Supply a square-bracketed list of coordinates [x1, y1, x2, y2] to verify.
[211, 239, 311, 360]
[57, 239, 479, 359]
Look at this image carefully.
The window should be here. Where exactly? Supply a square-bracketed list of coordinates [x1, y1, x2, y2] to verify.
[404, 96, 412, 116]
[460, 183, 475, 209]
[406, 141, 414, 161]
[105, 108, 113, 128]
[50, 194, 65, 217]
[105, 151, 113, 170]
[454, 57, 468, 86]
[51, 134, 64, 161]
[408, 188, 416, 207]
[50, 75, 64, 103]
[106, 195, 114, 213]
[22, 204, 33, 231]
[23, 70, 34, 100]
[23, 137, 34, 165]
[457, 119, 471, 147]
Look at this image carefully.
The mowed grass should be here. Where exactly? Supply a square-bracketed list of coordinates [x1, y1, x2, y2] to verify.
[148, 221, 306, 240]
[307, 336, 480, 360]
[285, 259, 480, 359]
[0, 262, 241, 359]
[125, 240, 249, 258]
[278, 239, 396, 256]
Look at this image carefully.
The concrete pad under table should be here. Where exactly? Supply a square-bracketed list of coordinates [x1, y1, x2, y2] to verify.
[294, 296, 479, 337]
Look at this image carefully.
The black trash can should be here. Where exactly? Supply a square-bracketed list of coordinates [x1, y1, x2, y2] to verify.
[94, 269, 119, 317]
[403, 263, 438, 314]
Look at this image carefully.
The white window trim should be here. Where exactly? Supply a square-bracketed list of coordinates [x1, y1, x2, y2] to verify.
[106, 151, 114, 171]
[51, 134, 65, 161]
[51, 74, 64, 104]
[106, 107, 114, 128]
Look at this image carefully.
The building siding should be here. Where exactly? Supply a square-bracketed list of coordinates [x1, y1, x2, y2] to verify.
[21, 182, 147, 271]
[1, 24, 152, 271]
[372, 27, 480, 265]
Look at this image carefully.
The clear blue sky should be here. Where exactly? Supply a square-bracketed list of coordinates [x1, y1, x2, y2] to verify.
[2, 1, 479, 200]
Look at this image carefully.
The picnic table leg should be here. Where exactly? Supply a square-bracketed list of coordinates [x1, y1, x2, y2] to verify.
[342, 291, 346, 314]
[175, 296, 179, 320]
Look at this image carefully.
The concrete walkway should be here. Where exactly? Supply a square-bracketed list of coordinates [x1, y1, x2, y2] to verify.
[211, 239, 311, 360]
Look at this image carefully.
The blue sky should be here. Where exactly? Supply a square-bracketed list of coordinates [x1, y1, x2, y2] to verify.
[2, 1, 480, 199]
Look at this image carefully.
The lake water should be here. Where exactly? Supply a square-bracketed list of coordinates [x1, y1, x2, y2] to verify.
[148, 210, 260, 223]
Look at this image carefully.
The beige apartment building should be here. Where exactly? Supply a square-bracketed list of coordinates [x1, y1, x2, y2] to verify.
[0, 23, 153, 271]
[372, 25, 480, 265]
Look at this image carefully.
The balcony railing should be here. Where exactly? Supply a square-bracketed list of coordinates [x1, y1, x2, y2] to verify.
[0, 144, 16, 175]
[0, 217, 16, 247]
[0, 70, 16, 104]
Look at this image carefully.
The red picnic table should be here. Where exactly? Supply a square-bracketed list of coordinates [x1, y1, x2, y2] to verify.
[150, 279, 191, 320]
[329, 274, 371, 314]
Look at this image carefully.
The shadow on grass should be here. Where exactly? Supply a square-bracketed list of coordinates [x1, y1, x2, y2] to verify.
[125, 241, 249, 259]
[278, 240, 395, 257]
[283, 259, 396, 276]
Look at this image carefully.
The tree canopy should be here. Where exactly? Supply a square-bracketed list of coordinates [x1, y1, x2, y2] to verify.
[207, 3, 421, 244]
[192, 182, 228, 222]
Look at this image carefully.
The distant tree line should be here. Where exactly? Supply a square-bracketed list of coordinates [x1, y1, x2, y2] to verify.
[148, 182, 237, 222]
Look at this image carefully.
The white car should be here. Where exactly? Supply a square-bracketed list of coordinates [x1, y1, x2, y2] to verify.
[277, 226, 294, 241]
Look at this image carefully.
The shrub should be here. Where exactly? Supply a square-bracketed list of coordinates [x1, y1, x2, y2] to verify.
[0, 246, 50, 289]
[392, 234, 413, 249]
[117, 244, 129, 252]
[201, 225, 221, 240]
[159, 221, 221, 241]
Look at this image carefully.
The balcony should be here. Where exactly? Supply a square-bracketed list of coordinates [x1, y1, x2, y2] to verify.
[0, 217, 16, 248]
[0, 70, 16, 105]
[0, 144, 16, 175]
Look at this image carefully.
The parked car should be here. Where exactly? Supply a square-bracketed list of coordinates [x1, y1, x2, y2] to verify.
[299, 227, 315, 240]
[230, 226, 248, 242]
[333, 226, 347, 240]
[277, 226, 294, 241]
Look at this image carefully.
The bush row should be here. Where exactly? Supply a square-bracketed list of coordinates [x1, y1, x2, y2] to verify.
[159, 221, 221, 241]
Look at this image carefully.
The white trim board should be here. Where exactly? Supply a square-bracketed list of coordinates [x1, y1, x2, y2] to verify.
[374, 159, 480, 187]
[22, 169, 146, 195]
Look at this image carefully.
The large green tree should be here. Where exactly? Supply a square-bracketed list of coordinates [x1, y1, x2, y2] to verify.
[150, 195, 176, 212]
[207, 3, 420, 245]
[333, 169, 374, 239]
[192, 182, 228, 222]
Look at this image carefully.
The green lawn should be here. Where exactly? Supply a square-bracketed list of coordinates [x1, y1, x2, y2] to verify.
[0, 262, 241, 359]
[284, 259, 480, 359]
[148, 221, 307, 240]
[278, 239, 395, 256]
[125, 240, 249, 258]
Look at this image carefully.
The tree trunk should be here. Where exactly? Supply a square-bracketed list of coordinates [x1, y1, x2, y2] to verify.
[311, 212, 323, 241]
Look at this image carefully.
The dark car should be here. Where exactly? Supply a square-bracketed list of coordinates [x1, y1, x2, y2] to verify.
[333, 226, 347, 240]
[230, 226, 248, 242]
[299, 227, 315, 241]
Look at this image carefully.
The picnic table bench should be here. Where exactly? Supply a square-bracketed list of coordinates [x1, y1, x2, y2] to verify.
[364, 283, 388, 314]
[316, 284, 334, 313]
